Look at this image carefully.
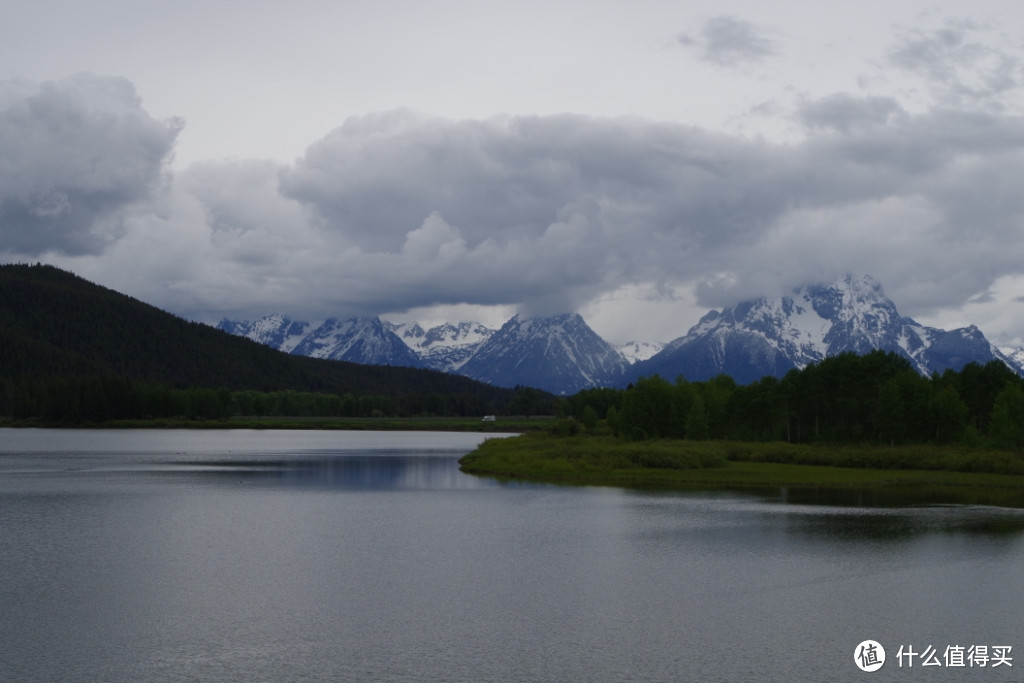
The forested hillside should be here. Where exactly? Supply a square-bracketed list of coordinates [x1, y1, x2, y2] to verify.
[0, 264, 519, 419]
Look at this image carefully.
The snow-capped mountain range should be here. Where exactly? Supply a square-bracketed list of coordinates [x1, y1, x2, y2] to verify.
[219, 312, 631, 394]
[219, 315, 422, 367]
[218, 274, 1024, 394]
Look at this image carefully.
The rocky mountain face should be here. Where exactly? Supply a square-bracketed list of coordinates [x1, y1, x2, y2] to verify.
[457, 313, 631, 395]
[388, 321, 494, 372]
[216, 313, 312, 353]
[631, 274, 1022, 384]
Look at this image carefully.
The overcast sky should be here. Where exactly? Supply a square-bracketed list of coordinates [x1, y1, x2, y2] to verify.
[3, 0, 1024, 346]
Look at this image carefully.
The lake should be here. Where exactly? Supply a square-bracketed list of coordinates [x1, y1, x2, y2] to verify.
[1, 428, 1022, 682]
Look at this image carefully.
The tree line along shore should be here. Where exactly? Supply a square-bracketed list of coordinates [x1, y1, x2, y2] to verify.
[457, 351, 1024, 505]
[6, 350, 1024, 444]
[6, 346, 1024, 505]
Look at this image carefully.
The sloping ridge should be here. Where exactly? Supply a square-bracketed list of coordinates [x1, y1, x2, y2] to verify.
[0, 263, 513, 398]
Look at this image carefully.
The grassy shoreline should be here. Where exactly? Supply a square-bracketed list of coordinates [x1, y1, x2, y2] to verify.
[459, 432, 1024, 507]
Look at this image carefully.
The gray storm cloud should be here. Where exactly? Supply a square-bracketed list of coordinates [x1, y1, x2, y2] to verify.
[271, 104, 1024, 318]
[6, 74, 1024, 334]
[276, 111, 789, 314]
[0, 74, 181, 256]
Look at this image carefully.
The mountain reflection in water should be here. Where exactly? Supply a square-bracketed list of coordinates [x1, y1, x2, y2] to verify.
[159, 453, 492, 490]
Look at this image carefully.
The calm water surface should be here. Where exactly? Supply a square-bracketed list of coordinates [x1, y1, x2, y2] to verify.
[1, 428, 1022, 682]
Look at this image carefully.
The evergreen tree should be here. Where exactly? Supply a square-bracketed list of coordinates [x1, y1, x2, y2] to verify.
[989, 384, 1024, 449]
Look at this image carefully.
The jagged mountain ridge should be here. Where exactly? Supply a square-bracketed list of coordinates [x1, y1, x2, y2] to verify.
[220, 315, 498, 372]
[221, 312, 631, 394]
[388, 321, 495, 372]
[217, 313, 312, 353]
[218, 315, 422, 368]
[633, 274, 1023, 384]
[1001, 346, 1024, 371]
[293, 317, 424, 367]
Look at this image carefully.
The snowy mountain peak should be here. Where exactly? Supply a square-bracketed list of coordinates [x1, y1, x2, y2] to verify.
[290, 316, 422, 367]
[500, 312, 583, 339]
[459, 312, 629, 394]
[799, 274, 898, 342]
[219, 314, 421, 367]
[634, 274, 1023, 384]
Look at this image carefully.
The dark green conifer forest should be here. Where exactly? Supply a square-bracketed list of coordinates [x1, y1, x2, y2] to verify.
[0, 263, 518, 421]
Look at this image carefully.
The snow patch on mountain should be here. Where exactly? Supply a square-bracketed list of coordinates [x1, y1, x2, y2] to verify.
[388, 321, 495, 371]
[216, 314, 313, 354]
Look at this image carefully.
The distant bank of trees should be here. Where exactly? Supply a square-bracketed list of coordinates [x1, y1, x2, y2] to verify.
[0, 375, 505, 422]
[7, 351, 1024, 449]
[561, 352, 1024, 449]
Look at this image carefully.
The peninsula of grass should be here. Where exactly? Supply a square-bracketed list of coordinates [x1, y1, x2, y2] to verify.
[458, 432, 1024, 507]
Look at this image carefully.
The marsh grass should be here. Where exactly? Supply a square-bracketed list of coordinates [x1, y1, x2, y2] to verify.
[459, 433, 1024, 505]
[718, 441, 1024, 475]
